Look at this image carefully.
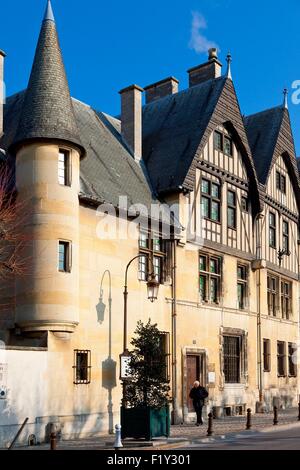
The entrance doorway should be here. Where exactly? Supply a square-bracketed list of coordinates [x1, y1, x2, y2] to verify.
[186, 354, 205, 412]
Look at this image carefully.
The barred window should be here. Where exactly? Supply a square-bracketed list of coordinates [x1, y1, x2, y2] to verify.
[199, 253, 221, 304]
[263, 339, 271, 372]
[267, 274, 278, 317]
[288, 343, 297, 377]
[139, 231, 166, 284]
[277, 341, 286, 377]
[223, 336, 240, 383]
[73, 350, 91, 384]
[227, 190, 236, 229]
[237, 265, 248, 310]
[201, 178, 221, 223]
[269, 212, 276, 248]
[281, 281, 292, 320]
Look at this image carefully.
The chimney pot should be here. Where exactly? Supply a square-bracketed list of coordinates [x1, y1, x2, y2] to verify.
[119, 84, 144, 162]
[144, 77, 179, 104]
[188, 48, 222, 87]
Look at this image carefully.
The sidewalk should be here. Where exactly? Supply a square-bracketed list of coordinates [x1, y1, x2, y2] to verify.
[15, 408, 300, 450]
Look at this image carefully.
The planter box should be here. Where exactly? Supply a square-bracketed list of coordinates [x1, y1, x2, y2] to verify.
[121, 406, 170, 441]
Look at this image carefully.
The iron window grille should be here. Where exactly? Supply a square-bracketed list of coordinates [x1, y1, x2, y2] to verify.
[288, 343, 297, 377]
[223, 336, 241, 383]
[263, 339, 271, 372]
[227, 190, 236, 229]
[269, 212, 276, 248]
[277, 341, 286, 377]
[58, 241, 71, 273]
[199, 253, 222, 304]
[267, 274, 279, 317]
[201, 178, 221, 223]
[281, 280, 292, 320]
[58, 149, 71, 186]
[73, 350, 91, 384]
[237, 265, 248, 310]
[138, 231, 166, 284]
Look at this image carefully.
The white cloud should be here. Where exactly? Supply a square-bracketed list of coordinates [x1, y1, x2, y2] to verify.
[189, 11, 220, 55]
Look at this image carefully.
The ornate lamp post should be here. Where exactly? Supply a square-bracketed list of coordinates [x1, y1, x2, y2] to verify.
[120, 254, 159, 405]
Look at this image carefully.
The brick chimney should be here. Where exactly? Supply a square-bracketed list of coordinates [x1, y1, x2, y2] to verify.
[144, 77, 179, 104]
[0, 50, 6, 137]
[119, 84, 144, 161]
[188, 48, 222, 87]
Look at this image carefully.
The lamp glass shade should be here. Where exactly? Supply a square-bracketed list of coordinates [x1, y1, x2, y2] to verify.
[147, 276, 159, 302]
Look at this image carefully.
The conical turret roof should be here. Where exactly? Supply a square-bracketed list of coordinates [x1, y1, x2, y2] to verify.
[11, 1, 84, 155]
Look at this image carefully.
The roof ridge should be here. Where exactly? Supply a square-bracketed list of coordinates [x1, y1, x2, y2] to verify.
[244, 104, 283, 121]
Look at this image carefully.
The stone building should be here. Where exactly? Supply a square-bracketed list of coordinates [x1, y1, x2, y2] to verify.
[0, 1, 299, 446]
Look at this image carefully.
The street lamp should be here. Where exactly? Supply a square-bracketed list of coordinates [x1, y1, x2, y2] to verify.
[120, 254, 159, 404]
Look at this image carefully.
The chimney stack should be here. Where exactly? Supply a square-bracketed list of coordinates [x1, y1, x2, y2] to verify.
[188, 48, 222, 87]
[144, 77, 179, 104]
[0, 50, 6, 137]
[119, 84, 144, 161]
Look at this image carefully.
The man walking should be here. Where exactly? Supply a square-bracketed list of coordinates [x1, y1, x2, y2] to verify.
[189, 381, 208, 426]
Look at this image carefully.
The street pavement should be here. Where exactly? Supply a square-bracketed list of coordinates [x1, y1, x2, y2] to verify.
[178, 425, 300, 450]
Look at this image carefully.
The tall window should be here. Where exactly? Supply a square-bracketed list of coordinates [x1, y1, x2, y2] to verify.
[157, 332, 170, 381]
[58, 241, 71, 273]
[241, 196, 249, 213]
[277, 341, 286, 377]
[237, 265, 248, 310]
[73, 350, 91, 384]
[283, 220, 289, 253]
[201, 179, 221, 222]
[223, 336, 240, 383]
[267, 274, 278, 317]
[139, 232, 165, 283]
[199, 253, 221, 304]
[224, 136, 233, 156]
[276, 171, 286, 194]
[263, 339, 271, 372]
[58, 149, 71, 186]
[269, 212, 276, 248]
[288, 343, 297, 377]
[227, 190, 236, 229]
[281, 280, 292, 320]
[214, 131, 223, 151]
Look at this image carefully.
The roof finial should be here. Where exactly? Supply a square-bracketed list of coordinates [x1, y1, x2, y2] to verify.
[44, 0, 55, 22]
[283, 88, 288, 109]
[226, 52, 232, 80]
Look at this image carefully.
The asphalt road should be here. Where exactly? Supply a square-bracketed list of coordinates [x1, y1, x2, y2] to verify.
[179, 426, 300, 450]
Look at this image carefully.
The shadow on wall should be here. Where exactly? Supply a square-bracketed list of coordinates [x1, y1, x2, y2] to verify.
[98, 270, 117, 434]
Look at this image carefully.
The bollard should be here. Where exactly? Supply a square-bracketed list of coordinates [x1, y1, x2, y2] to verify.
[207, 412, 213, 436]
[246, 408, 252, 430]
[273, 406, 278, 426]
[114, 424, 123, 450]
[298, 402, 300, 422]
[50, 432, 57, 450]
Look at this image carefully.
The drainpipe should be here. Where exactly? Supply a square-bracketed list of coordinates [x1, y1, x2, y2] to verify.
[171, 239, 178, 424]
[254, 212, 264, 407]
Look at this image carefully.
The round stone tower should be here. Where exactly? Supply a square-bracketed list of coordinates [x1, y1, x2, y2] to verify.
[10, 1, 85, 336]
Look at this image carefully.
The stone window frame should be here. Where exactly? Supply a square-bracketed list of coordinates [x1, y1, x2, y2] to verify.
[219, 327, 248, 389]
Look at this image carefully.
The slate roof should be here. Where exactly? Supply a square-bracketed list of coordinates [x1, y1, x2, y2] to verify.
[244, 106, 284, 183]
[0, 92, 165, 220]
[11, 7, 84, 155]
[142, 77, 227, 193]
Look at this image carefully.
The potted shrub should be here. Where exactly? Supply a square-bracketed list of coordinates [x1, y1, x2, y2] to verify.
[121, 320, 171, 440]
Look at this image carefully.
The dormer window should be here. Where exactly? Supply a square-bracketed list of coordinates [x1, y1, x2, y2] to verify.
[58, 149, 71, 186]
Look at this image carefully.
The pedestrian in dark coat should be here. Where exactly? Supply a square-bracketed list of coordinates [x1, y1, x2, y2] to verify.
[189, 381, 209, 425]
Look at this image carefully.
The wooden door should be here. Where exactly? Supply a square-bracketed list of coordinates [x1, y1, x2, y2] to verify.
[186, 355, 201, 412]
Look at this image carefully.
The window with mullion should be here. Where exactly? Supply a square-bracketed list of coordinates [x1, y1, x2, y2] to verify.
[199, 253, 221, 304]
[139, 231, 165, 284]
[201, 178, 221, 223]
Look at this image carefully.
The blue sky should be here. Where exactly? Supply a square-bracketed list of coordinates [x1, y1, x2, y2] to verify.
[2, 0, 300, 153]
